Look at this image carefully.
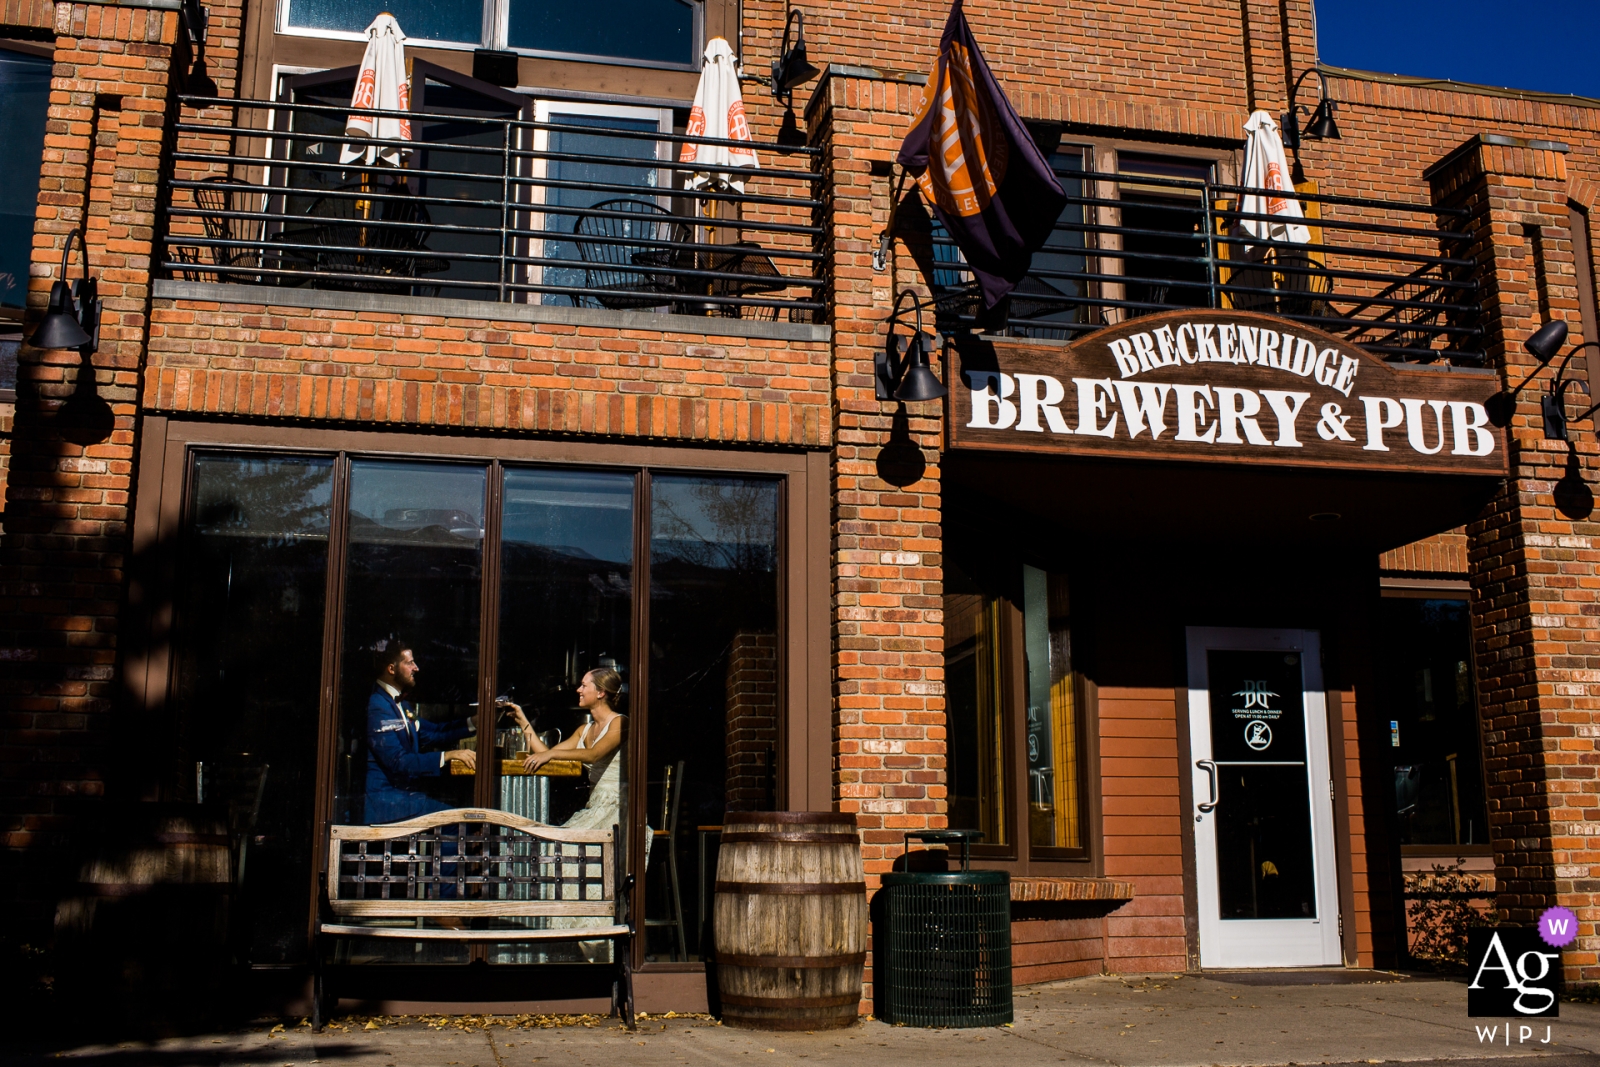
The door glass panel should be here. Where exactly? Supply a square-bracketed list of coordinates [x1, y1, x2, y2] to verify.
[174, 453, 333, 965]
[537, 113, 665, 306]
[1023, 567, 1080, 851]
[943, 561, 1008, 847]
[410, 77, 524, 302]
[648, 474, 780, 960]
[1207, 650, 1315, 919]
[336, 461, 485, 828]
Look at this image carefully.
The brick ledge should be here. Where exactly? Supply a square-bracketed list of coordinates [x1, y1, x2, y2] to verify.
[151, 280, 832, 344]
[1011, 877, 1135, 903]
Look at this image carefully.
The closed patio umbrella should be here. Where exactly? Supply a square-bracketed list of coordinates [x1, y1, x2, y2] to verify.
[1238, 109, 1309, 253]
[679, 37, 759, 195]
[341, 13, 413, 167]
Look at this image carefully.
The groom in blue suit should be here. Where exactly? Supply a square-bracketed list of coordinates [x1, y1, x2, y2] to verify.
[364, 637, 478, 824]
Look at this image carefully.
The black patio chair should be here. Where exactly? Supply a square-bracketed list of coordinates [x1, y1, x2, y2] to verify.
[195, 175, 265, 283]
[284, 179, 447, 294]
[572, 198, 684, 310]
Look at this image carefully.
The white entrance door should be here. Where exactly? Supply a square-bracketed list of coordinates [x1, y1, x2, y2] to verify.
[1187, 627, 1342, 968]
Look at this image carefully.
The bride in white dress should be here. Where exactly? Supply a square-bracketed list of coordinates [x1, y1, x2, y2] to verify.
[502, 668, 645, 948]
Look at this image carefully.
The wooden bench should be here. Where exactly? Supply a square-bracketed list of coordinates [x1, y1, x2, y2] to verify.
[314, 808, 634, 1030]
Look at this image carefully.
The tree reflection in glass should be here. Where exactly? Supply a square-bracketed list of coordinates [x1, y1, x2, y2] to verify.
[647, 474, 780, 960]
[336, 461, 486, 829]
[496, 467, 635, 828]
[173, 453, 333, 965]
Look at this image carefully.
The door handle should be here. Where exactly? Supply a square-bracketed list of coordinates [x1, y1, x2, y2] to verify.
[1196, 759, 1218, 813]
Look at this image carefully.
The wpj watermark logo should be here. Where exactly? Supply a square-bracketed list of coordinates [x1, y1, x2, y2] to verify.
[1467, 911, 1573, 1023]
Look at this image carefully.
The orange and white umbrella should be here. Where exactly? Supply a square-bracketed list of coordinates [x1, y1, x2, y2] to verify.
[341, 13, 413, 166]
[679, 37, 759, 192]
[1239, 109, 1309, 251]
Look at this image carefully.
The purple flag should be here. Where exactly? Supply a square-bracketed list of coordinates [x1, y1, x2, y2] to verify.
[897, 0, 1067, 308]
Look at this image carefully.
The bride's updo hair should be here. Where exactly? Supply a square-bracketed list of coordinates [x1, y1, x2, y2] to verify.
[587, 666, 624, 711]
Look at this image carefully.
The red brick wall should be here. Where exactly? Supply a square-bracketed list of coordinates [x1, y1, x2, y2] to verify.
[725, 630, 779, 811]
[0, 2, 180, 927]
[1380, 531, 1470, 576]
[0, 0, 54, 32]
[1097, 687, 1187, 973]
[145, 299, 831, 443]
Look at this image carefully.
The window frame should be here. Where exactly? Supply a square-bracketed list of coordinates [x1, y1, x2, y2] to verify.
[1375, 583, 1491, 860]
[940, 557, 1099, 872]
[274, 0, 704, 72]
[131, 417, 830, 971]
[527, 99, 676, 303]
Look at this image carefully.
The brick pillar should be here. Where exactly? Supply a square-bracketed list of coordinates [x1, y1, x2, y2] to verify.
[725, 630, 779, 811]
[810, 74, 945, 985]
[0, 2, 182, 935]
[1429, 133, 1600, 988]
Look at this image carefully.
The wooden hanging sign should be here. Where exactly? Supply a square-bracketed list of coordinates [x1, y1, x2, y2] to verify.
[946, 309, 1506, 476]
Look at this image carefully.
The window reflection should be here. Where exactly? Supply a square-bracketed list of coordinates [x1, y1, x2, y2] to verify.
[496, 468, 634, 826]
[944, 561, 1008, 847]
[648, 474, 780, 960]
[1023, 566, 1081, 851]
[173, 454, 333, 965]
[1378, 598, 1486, 846]
[508, 0, 695, 65]
[337, 461, 486, 826]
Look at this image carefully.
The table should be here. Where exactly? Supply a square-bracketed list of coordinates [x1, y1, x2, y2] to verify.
[448, 758, 583, 825]
[631, 240, 788, 317]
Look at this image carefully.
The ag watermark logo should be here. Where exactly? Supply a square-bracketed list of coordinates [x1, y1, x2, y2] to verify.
[1467, 924, 1562, 1019]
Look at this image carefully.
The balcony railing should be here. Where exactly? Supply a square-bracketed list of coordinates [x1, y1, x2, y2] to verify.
[161, 96, 824, 323]
[926, 168, 1484, 366]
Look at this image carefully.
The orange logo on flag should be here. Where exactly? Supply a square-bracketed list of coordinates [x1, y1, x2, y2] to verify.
[909, 40, 1008, 218]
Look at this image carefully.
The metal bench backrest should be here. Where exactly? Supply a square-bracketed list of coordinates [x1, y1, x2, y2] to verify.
[326, 808, 618, 919]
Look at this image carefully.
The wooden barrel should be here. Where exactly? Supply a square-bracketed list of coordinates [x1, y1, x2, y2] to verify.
[54, 805, 233, 1028]
[713, 812, 866, 1030]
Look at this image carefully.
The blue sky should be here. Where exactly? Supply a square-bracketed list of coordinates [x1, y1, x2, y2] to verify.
[1315, 1, 1600, 99]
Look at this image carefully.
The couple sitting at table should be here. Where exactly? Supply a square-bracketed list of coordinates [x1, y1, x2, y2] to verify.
[363, 637, 626, 832]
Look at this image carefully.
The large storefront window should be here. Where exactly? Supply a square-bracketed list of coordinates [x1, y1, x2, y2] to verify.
[943, 555, 1088, 862]
[944, 562, 1010, 847]
[1023, 565, 1082, 853]
[172, 454, 334, 965]
[169, 446, 786, 965]
[1377, 597, 1488, 847]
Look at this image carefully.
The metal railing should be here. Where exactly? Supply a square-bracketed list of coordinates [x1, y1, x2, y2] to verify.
[925, 168, 1484, 365]
[161, 96, 824, 323]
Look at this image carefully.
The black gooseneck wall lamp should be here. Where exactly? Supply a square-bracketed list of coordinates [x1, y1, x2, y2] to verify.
[771, 9, 821, 106]
[877, 289, 948, 403]
[1484, 319, 1567, 428]
[31, 227, 98, 352]
[1282, 69, 1341, 150]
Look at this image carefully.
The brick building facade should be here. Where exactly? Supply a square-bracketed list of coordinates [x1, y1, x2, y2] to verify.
[1, 0, 1598, 1013]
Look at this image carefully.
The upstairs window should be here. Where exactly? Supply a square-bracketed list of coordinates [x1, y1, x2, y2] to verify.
[279, 0, 700, 68]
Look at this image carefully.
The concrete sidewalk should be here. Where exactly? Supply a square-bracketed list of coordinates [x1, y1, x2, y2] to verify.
[9, 972, 1600, 1067]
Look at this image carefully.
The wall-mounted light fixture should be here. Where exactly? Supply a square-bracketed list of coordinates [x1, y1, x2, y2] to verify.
[1282, 69, 1340, 153]
[30, 227, 98, 352]
[1484, 319, 1567, 427]
[771, 9, 820, 105]
[876, 290, 947, 403]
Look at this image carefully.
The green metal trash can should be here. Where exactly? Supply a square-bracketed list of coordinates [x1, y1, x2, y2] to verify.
[879, 830, 1011, 1027]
